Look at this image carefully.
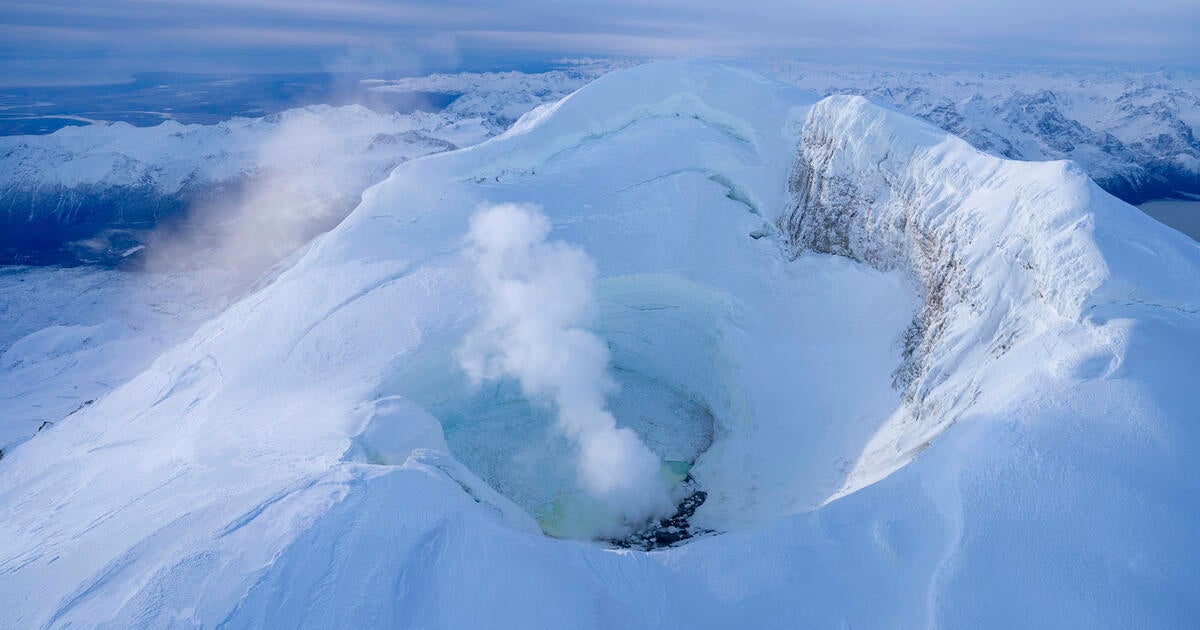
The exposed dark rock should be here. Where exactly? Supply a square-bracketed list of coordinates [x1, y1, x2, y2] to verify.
[606, 477, 714, 551]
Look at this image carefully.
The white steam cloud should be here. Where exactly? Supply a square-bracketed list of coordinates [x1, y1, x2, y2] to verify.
[458, 203, 671, 528]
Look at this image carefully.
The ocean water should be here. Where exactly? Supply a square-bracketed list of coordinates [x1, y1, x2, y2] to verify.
[0, 72, 460, 136]
[1138, 198, 1200, 242]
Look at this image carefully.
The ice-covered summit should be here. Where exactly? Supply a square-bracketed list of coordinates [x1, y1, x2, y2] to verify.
[0, 59, 1197, 628]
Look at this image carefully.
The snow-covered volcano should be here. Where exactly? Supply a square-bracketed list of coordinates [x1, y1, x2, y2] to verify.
[1, 59, 1198, 627]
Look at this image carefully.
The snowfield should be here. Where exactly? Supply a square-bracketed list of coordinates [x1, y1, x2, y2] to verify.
[0, 266, 229, 455]
[1, 59, 1198, 627]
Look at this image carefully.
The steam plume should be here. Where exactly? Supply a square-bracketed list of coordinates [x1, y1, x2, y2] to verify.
[458, 203, 670, 530]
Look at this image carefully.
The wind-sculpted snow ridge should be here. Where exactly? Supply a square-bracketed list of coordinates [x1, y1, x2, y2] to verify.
[1, 59, 1199, 628]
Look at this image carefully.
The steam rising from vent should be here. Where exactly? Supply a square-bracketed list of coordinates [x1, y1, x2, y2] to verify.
[458, 203, 671, 532]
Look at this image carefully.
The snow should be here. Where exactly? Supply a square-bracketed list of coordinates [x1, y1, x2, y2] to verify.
[766, 61, 1200, 201]
[783, 93, 1200, 500]
[6, 60, 1195, 229]
[4, 59, 1195, 270]
[0, 104, 489, 266]
[0, 105, 487, 194]
[0, 62, 629, 218]
[1, 59, 1198, 627]
[366, 60, 632, 133]
[0, 67, 607, 266]
[0, 266, 229, 454]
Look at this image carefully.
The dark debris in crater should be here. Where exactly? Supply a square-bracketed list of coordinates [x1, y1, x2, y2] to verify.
[606, 477, 716, 551]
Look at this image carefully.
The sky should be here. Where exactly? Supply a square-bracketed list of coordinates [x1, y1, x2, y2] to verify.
[1, 0, 1198, 84]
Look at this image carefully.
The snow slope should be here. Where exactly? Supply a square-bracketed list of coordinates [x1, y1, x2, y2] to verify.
[1, 59, 1198, 627]
[0, 266, 227, 455]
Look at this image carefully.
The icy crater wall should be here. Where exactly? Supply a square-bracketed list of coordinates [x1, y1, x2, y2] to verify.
[781, 95, 1200, 493]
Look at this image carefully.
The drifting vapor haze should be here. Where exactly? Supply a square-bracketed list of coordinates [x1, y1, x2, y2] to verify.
[458, 204, 671, 529]
[142, 109, 363, 285]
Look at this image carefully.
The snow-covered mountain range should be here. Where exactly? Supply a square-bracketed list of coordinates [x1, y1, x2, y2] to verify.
[771, 61, 1200, 203]
[1, 59, 1197, 627]
[0, 104, 490, 264]
[2, 59, 1196, 265]
[365, 59, 635, 133]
